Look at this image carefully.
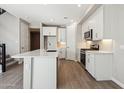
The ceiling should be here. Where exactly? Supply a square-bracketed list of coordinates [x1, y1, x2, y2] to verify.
[0, 4, 90, 26]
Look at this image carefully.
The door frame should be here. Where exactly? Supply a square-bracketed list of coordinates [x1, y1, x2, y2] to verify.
[30, 28, 40, 51]
[66, 23, 77, 61]
[19, 19, 30, 53]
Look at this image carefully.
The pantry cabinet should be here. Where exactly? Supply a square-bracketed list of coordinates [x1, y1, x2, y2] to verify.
[43, 27, 57, 36]
[86, 51, 112, 81]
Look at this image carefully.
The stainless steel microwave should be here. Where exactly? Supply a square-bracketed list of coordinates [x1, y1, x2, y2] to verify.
[84, 29, 93, 40]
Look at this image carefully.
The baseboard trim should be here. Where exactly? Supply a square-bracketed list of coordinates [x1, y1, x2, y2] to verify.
[112, 77, 124, 88]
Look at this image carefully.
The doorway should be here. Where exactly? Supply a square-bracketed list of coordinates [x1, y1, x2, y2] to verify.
[66, 24, 76, 60]
[20, 20, 29, 53]
[30, 29, 40, 51]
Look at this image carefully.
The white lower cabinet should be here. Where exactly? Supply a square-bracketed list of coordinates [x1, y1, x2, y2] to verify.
[86, 52, 112, 81]
[86, 53, 95, 77]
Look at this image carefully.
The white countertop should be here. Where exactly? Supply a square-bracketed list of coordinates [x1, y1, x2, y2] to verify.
[86, 50, 113, 54]
[12, 49, 58, 58]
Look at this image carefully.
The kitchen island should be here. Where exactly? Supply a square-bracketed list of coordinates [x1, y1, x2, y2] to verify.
[12, 49, 58, 89]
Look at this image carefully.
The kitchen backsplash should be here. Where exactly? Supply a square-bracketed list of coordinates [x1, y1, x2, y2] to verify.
[81, 39, 113, 52]
[99, 39, 113, 52]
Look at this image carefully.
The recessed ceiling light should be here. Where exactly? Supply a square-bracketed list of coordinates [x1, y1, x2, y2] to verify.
[77, 4, 81, 7]
[50, 18, 54, 22]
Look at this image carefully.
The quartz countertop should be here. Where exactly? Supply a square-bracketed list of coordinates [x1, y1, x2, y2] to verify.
[12, 49, 58, 58]
[86, 50, 113, 54]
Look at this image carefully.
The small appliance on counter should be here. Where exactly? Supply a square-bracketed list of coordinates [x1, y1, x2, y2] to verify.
[80, 44, 99, 68]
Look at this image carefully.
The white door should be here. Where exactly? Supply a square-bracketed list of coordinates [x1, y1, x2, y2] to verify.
[20, 20, 29, 53]
[66, 23, 76, 60]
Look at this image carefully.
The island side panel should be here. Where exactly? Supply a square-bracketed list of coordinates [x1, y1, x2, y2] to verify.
[32, 57, 57, 89]
[23, 58, 32, 89]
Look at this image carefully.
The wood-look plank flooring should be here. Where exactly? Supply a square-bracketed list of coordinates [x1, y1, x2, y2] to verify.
[0, 60, 121, 89]
[0, 63, 23, 89]
[58, 60, 121, 89]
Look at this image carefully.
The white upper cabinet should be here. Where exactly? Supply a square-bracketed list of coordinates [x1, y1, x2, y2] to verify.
[87, 6, 103, 41]
[82, 5, 113, 41]
[43, 27, 57, 36]
[82, 20, 89, 40]
[58, 28, 66, 42]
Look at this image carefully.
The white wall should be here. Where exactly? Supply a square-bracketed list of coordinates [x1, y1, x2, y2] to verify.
[109, 5, 124, 88]
[99, 39, 113, 52]
[0, 12, 20, 55]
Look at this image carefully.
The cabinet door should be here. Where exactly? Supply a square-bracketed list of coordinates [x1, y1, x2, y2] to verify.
[86, 53, 95, 78]
[50, 27, 57, 36]
[95, 6, 103, 40]
[82, 21, 89, 40]
[32, 58, 57, 89]
[43, 27, 57, 36]
[92, 6, 103, 41]
[86, 53, 90, 71]
[89, 54, 95, 77]
[43, 27, 50, 35]
[58, 28, 66, 42]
